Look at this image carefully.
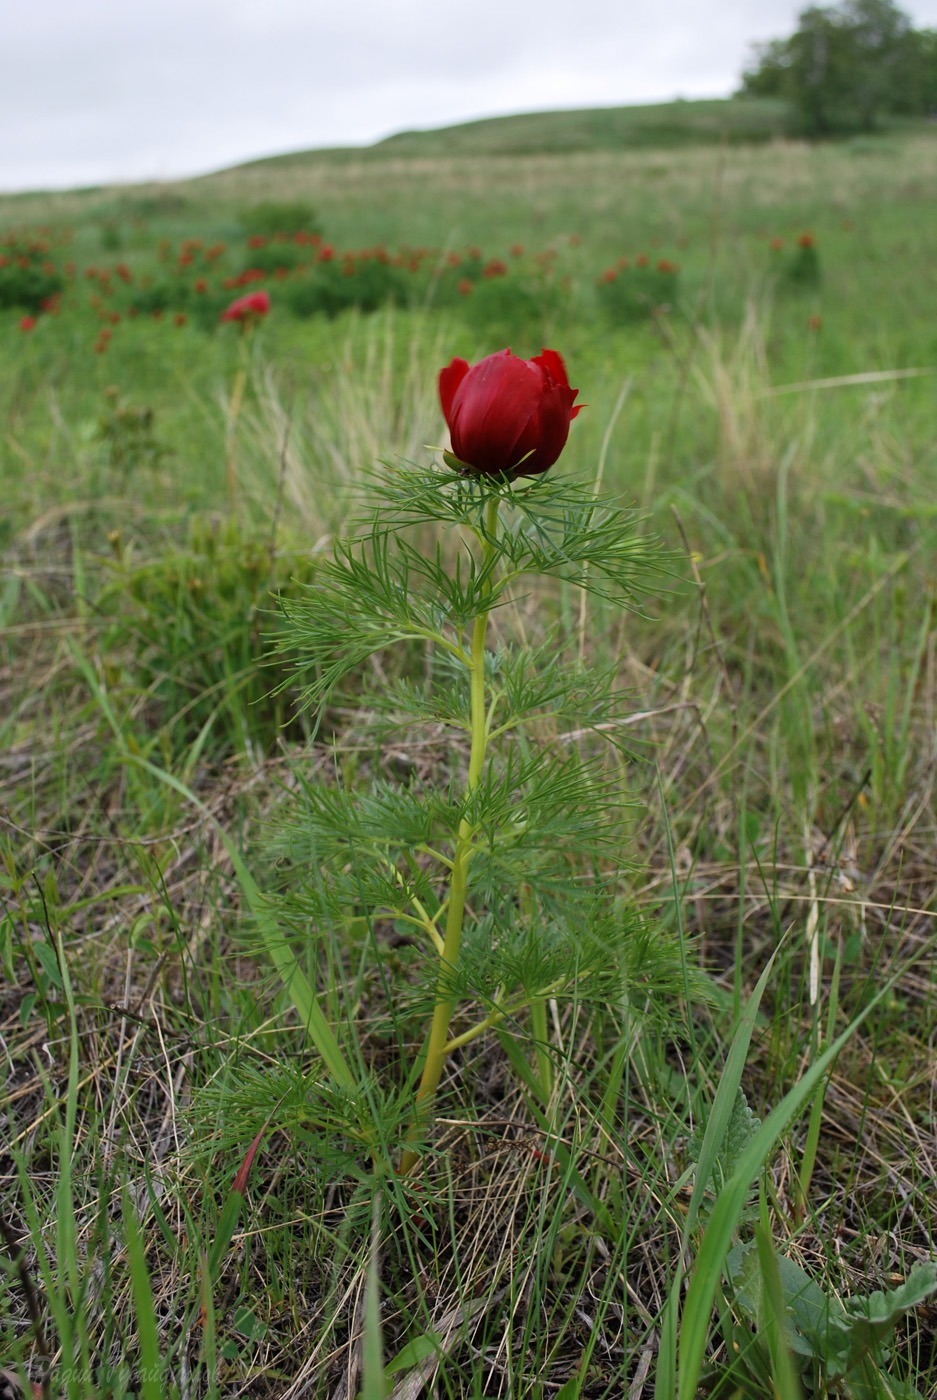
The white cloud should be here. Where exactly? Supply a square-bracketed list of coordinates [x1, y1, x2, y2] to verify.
[4, 0, 937, 190]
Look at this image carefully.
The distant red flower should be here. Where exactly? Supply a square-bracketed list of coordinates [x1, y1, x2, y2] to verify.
[20, 315, 36, 332]
[194, 278, 208, 293]
[482, 259, 508, 278]
[635, 253, 649, 268]
[807, 314, 822, 331]
[598, 269, 618, 284]
[510, 243, 525, 257]
[439, 347, 582, 479]
[174, 313, 187, 327]
[798, 232, 815, 249]
[457, 278, 473, 296]
[770, 237, 784, 251]
[317, 245, 335, 262]
[220, 289, 271, 322]
[247, 235, 267, 249]
[657, 259, 678, 274]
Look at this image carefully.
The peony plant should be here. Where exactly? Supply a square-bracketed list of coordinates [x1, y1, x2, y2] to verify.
[220, 288, 271, 323]
[267, 346, 668, 1175]
[439, 347, 581, 478]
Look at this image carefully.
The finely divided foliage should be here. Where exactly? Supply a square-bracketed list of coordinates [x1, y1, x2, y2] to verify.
[268, 458, 682, 1128]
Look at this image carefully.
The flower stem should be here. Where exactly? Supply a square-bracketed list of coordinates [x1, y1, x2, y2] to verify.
[399, 493, 500, 1174]
[530, 996, 554, 1103]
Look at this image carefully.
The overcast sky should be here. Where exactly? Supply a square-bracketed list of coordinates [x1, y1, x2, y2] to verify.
[6, 0, 937, 192]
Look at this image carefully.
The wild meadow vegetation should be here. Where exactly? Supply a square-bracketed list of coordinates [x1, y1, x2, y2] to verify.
[1, 99, 937, 1397]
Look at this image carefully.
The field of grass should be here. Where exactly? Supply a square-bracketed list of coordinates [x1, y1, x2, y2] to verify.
[2, 104, 937, 1398]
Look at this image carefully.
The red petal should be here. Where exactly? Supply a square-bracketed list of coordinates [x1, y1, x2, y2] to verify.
[532, 348, 569, 388]
[438, 358, 469, 425]
[449, 350, 542, 474]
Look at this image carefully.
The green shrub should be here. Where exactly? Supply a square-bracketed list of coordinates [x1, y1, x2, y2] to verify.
[239, 201, 321, 239]
[595, 256, 680, 322]
[456, 261, 567, 343]
[236, 242, 308, 274]
[781, 233, 822, 289]
[99, 517, 321, 757]
[285, 256, 407, 319]
[129, 277, 186, 316]
[0, 240, 65, 313]
[95, 390, 171, 478]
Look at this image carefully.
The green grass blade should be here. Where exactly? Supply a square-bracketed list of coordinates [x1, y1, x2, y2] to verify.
[122, 1192, 164, 1400]
[755, 1221, 805, 1400]
[656, 947, 780, 1400]
[675, 975, 894, 1400]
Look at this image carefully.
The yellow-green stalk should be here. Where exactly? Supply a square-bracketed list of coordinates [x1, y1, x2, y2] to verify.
[399, 494, 499, 1174]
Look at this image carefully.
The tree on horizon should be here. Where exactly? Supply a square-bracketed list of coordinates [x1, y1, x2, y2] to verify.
[740, 0, 937, 135]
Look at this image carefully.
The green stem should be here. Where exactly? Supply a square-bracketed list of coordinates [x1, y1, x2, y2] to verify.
[399, 494, 499, 1174]
[530, 996, 554, 1103]
[442, 976, 568, 1054]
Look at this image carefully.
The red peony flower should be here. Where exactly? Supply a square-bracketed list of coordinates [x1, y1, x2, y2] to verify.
[438, 348, 582, 479]
[220, 289, 271, 322]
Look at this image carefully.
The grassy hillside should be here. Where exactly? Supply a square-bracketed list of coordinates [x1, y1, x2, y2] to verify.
[233, 96, 792, 167]
[2, 111, 937, 1398]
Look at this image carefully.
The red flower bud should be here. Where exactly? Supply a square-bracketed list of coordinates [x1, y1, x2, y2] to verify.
[220, 290, 271, 322]
[438, 348, 582, 479]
